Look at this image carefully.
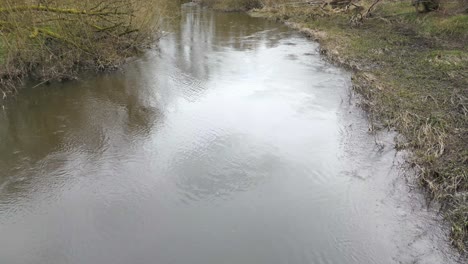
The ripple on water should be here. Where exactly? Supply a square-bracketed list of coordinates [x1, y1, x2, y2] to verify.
[0, 4, 463, 264]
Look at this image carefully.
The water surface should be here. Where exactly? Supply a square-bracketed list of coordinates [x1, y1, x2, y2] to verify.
[0, 5, 461, 264]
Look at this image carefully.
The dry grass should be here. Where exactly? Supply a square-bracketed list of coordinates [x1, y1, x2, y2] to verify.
[0, 0, 177, 94]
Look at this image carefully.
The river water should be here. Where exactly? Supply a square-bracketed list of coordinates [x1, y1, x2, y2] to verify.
[0, 4, 461, 264]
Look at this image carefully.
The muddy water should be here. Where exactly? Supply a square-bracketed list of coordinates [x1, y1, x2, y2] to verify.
[0, 4, 461, 264]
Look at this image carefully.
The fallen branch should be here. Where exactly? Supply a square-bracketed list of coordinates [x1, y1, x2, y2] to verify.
[362, 0, 382, 18]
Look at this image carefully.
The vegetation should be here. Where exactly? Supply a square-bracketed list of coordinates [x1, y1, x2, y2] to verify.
[203, 0, 468, 252]
[0, 0, 177, 94]
[197, 0, 263, 11]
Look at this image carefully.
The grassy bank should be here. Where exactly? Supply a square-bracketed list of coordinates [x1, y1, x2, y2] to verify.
[205, 0, 468, 252]
[197, 0, 263, 11]
[0, 0, 178, 95]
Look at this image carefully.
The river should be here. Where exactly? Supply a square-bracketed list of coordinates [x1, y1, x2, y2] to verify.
[0, 4, 461, 264]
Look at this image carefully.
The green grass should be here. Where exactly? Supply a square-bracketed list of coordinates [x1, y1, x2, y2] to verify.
[199, 0, 262, 11]
[0, 39, 4, 65]
[379, 2, 468, 39]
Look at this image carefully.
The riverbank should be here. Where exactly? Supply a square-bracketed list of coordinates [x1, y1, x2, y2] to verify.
[196, 0, 262, 11]
[0, 0, 178, 96]
[251, 1, 468, 251]
[199, 0, 468, 252]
